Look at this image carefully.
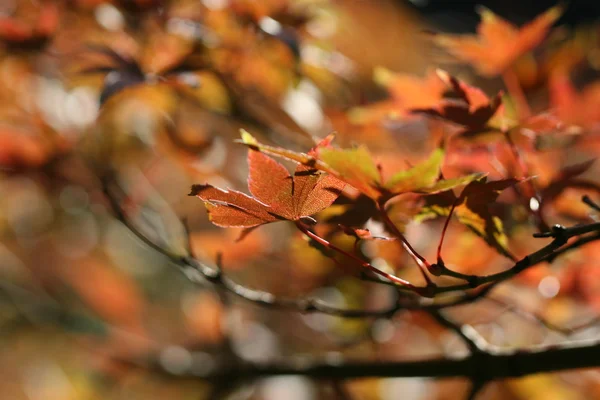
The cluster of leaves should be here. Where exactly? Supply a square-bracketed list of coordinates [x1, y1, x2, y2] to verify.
[191, 4, 600, 298]
[3, 1, 600, 399]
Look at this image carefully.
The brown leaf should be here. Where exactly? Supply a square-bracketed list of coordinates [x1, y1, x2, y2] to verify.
[412, 71, 503, 135]
[418, 177, 520, 258]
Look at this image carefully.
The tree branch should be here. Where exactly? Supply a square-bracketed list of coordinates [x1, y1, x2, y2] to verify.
[101, 176, 600, 385]
[102, 179, 404, 318]
[141, 337, 600, 381]
[427, 310, 487, 354]
[435, 222, 600, 292]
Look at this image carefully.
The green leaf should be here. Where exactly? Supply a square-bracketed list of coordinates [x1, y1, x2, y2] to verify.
[237, 129, 329, 168]
[239, 130, 482, 202]
[318, 146, 382, 199]
[418, 173, 486, 194]
[240, 129, 259, 146]
[384, 148, 444, 193]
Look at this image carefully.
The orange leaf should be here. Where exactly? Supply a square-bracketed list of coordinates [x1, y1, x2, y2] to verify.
[240, 130, 479, 201]
[412, 71, 503, 134]
[549, 71, 600, 130]
[191, 149, 345, 228]
[0, 130, 48, 168]
[190, 184, 279, 228]
[374, 68, 447, 112]
[248, 148, 295, 219]
[433, 5, 564, 76]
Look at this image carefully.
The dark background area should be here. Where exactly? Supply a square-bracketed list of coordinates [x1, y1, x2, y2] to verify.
[404, 0, 600, 31]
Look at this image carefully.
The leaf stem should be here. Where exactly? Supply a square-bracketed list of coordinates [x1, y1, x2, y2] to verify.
[502, 68, 531, 120]
[501, 68, 548, 232]
[294, 221, 420, 292]
[437, 199, 459, 262]
[504, 131, 549, 233]
[376, 200, 435, 287]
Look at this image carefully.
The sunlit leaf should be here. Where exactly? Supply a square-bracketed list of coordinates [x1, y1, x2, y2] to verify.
[549, 71, 600, 131]
[318, 146, 382, 199]
[412, 71, 503, 136]
[433, 5, 564, 76]
[419, 177, 520, 258]
[539, 160, 600, 217]
[384, 148, 445, 193]
[373, 67, 447, 111]
[240, 130, 480, 201]
[191, 148, 344, 229]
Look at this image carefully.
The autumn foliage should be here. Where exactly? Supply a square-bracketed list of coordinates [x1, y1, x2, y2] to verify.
[2, 1, 600, 400]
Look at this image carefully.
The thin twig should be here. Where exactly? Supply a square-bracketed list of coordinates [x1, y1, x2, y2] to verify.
[102, 180, 404, 318]
[466, 380, 487, 400]
[427, 310, 487, 354]
[435, 222, 600, 291]
[103, 175, 600, 313]
[502, 68, 531, 120]
[295, 221, 419, 292]
[377, 200, 435, 286]
[488, 296, 600, 336]
[583, 195, 600, 212]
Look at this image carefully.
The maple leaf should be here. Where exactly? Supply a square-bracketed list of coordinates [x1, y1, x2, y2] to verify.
[239, 130, 483, 201]
[322, 193, 379, 228]
[355, 69, 502, 134]
[316, 145, 383, 199]
[433, 5, 564, 77]
[549, 71, 600, 131]
[317, 145, 485, 201]
[373, 67, 448, 112]
[539, 160, 600, 216]
[418, 177, 520, 259]
[190, 148, 344, 229]
[412, 70, 503, 135]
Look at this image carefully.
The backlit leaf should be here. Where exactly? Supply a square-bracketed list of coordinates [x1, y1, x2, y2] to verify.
[412, 71, 503, 135]
[318, 146, 382, 199]
[240, 130, 480, 201]
[384, 148, 444, 192]
[419, 177, 520, 258]
[248, 148, 295, 218]
[549, 71, 600, 131]
[190, 184, 279, 228]
[419, 173, 487, 194]
[373, 67, 447, 111]
[433, 5, 564, 76]
[539, 160, 600, 216]
[191, 148, 344, 229]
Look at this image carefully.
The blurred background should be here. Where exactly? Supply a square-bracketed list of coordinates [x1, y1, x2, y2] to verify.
[1, 1, 600, 399]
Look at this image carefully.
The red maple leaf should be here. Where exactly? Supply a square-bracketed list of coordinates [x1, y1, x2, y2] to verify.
[190, 148, 345, 228]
